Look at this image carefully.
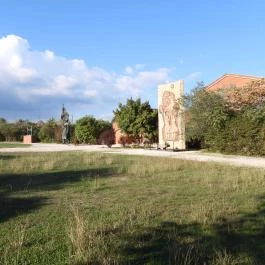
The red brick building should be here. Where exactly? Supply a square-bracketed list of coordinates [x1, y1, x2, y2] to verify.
[97, 121, 133, 146]
[206, 73, 265, 107]
[206, 73, 261, 92]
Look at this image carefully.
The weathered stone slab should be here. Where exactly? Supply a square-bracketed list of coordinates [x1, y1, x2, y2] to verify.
[158, 80, 185, 149]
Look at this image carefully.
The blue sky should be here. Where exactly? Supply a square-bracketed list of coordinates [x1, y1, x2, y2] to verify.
[1, 0, 265, 121]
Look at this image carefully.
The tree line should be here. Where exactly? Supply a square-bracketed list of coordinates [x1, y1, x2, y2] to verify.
[2, 78, 265, 156]
[0, 98, 158, 145]
[0, 117, 112, 144]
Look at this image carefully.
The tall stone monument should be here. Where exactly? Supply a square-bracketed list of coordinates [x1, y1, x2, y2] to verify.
[158, 80, 185, 149]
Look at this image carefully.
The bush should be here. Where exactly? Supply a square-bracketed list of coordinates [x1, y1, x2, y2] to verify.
[75, 116, 111, 144]
[185, 83, 265, 156]
[113, 98, 158, 143]
[207, 106, 265, 156]
[38, 119, 60, 143]
[185, 85, 232, 149]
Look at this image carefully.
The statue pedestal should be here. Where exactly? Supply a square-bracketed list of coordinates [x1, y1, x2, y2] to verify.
[23, 135, 32, 144]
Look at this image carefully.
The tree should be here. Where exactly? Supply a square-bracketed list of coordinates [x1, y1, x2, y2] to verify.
[0, 118, 7, 141]
[113, 98, 158, 143]
[97, 119, 112, 133]
[185, 81, 265, 155]
[185, 83, 231, 148]
[75, 116, 111, 144]
[0, 120, 26, 142]
[14, 119, 41, 142]
[38, 119, 59, 142]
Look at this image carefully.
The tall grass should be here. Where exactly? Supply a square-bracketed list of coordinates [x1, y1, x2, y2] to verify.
[0, 152, 265, 264]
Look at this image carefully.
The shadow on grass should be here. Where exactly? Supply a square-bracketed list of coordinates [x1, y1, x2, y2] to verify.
[119, 222, 210, 265]
[212, 195, 265, 265]
[83, 197, 265, 265]
[0, 166, 116, 223]
[0, 167, 116, 191]
[0, 154, 16, 160]
[123, 202, 265, 265]
[0, 192, 48, 223]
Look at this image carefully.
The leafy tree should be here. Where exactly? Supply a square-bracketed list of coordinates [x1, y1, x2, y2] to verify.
[185, 82, 265, 155]
[185, 83, 232, 148]
[0, 118, 7, 141]
[113, 98, 158, 143]
[14, 119, 41, 142]
[38, 118, 59, 142]
[0, 118, 6, 123]
[210, 105, 265, 155]
[0, 121, 26, 141]
[97, 119, 112, 133]
[75, 116, 111, 144]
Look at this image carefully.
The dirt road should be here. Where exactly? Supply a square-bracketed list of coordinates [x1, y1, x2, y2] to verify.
[1, 143, 265, 169]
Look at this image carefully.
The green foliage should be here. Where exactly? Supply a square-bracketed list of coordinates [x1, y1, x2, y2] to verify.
[0, 118, 7, 141]
[185, 83, 231, 149]
[75, 116, 111, 144]
[0, 122, 23, 142]
[113, 98, 158, 143]
[38, 118, 59, 143]
[97, 119, 112, 133]
[0, 118, 41, 142]
[209, 106, 265, 155]
[186, 82, 265, 155]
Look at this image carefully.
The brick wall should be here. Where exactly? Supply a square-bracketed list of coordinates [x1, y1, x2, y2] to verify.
[206, 74, 260, 92]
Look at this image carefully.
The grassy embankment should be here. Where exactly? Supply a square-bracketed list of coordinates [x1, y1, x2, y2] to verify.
[0, 151, 265, 265]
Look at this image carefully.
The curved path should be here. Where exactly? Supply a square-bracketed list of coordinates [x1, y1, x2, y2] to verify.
[1, 143, 265, 169]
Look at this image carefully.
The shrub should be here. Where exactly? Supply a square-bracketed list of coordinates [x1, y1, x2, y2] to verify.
[38, 119, 60, 143]
[75, 116, 111, 144]
[185, 83, 265, 156]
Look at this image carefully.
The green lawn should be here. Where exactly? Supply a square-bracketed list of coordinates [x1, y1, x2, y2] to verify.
[0, 152, 265, 264]
[0, 142, 31, 148]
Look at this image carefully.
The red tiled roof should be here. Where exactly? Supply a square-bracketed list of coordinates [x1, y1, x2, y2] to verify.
[206, 74, 261, 92]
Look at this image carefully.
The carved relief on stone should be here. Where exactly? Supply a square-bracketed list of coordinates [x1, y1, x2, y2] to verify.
[158, 80, 185, 149]
[159, 90, 180, 141]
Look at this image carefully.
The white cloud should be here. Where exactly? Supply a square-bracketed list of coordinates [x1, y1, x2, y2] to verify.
[84, 90, 98, 97]
[44, 50, 55, 61]
[124, 66, 134, 75]
[29, 75, 77, 96]
[124, 64, 145, 75]
[0, 35, 37, 84]
[0, 34, 174, 120]
[116, 68, 171, 96]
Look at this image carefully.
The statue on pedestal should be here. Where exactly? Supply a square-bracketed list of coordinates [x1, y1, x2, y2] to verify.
[61, 105, 70, 144]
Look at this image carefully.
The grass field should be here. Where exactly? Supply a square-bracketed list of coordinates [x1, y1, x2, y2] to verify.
[0, 142, 31, 148]
[0, 152, 265, 265]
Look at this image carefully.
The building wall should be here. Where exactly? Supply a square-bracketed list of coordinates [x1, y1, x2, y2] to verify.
[112, 122, 133, 145]
[206, 74, 260, 92]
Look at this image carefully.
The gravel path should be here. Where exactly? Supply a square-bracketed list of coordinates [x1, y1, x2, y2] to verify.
[1, 143, 265, 169]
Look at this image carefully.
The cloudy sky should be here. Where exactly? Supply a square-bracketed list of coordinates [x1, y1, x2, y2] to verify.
[1, 0, 265, 121]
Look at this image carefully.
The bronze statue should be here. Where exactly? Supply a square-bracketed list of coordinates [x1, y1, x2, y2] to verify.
[61, 104, 70, 144]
